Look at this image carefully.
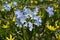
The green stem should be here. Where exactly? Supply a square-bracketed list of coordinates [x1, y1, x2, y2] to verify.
[22, 26, 25, 40]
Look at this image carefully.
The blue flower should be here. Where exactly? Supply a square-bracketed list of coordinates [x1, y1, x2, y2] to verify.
[23, 7, 39, 18]
[23, 6, 32, 14]
[15, 17, 26, 27]
[23, 6, 28, 13]
[15, 19, 22, 27]
[15, 10, 21, 15]
[15, 6, 42, 30]
[15, 10, 23, 18]
[34, 20, 40, 26]
[48, 12, 54, 17]
[46, 7, 53, 12]
[19, 15, 27, 24]
[46, 7, 54, 17]
[24, 22, 33, 31]
[34, 16, 41, 21]
[34, 16, 42, 26]
[20, 19, 26, 24]
[15, 9, 28, 27]
[23, 6, 33, 18]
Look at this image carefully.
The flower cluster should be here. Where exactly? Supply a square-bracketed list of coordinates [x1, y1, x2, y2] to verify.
[15, 6, 42, 31]
[2, 1, 17, 11]
[46, 7, 54, 17]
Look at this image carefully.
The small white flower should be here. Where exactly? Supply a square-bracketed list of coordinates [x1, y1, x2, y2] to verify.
[12, 1, 17, 6]
[28, 22, 33, 31]
[3, 4, 11, 11]
[29, 27, 33, 31]
[12, 1, 17, 8]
